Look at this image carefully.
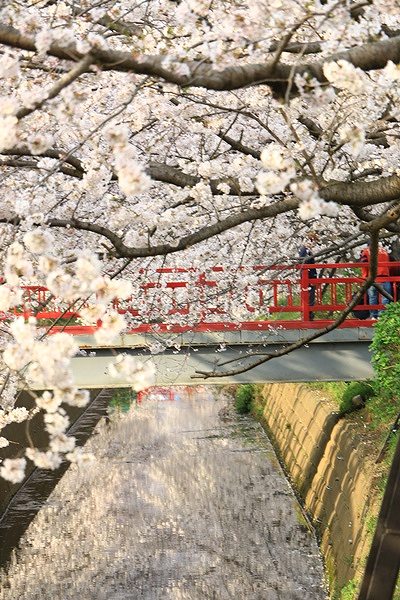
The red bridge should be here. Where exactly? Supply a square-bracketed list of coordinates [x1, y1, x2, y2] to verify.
[4, 261, 399, 334]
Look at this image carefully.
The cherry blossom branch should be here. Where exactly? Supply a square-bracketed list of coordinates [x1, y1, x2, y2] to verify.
[269, 14, 312, 71]
[3, 143, 400, 207]
[16, 53, 93, 120]
[0, 146, 255, 195]
[268, 40, 323, 55]
[1, 146, 83, 172]
[214, 132, 261, 159]
[352, 206, 400, 234]
[359, 202, 400, 232]
[0, 157, 82, 179]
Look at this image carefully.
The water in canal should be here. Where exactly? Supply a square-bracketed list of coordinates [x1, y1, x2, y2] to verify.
[0, 389, 327, 599]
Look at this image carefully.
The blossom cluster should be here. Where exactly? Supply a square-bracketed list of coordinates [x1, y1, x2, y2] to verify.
[0, 234, 155, 483]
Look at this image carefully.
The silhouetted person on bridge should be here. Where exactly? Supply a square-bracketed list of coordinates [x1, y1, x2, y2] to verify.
[299, 232, 318, 321]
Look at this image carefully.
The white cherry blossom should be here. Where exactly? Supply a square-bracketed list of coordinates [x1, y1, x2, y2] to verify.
[36, 391, 63, 413]
[44, 409, 70, 436]
[49, 433, 76, 453]
[94, 311, 126, 344]
[66, 447, 95, 466]
[0, 458, 26, 484]
[26, 448, 62, 470]
[108, 354, 156, 391]
[26, 133, 54, 155]
[0, 115, 18, 151]
[23, 229, 54, 254]
[35, 28, 54, 55]
[0, 0, 398, 485]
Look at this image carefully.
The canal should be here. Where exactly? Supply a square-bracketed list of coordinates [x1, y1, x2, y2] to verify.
[0, 389, 327, 599]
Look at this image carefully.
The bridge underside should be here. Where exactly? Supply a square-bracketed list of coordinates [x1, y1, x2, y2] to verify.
[60, 327, 374, 388]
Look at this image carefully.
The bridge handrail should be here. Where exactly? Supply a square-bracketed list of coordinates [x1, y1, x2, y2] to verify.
[1, 261, 400, 332]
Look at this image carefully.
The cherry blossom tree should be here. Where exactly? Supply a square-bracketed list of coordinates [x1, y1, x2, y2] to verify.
[0, 0, 400, 480]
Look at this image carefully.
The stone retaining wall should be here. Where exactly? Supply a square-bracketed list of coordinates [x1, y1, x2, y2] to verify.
[259, 383, 380, 596]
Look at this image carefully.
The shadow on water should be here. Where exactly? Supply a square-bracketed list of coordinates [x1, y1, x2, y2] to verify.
[0, 388, 112, 568]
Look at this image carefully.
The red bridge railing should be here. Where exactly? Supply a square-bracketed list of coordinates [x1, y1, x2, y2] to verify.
[1, 262, 399, 333]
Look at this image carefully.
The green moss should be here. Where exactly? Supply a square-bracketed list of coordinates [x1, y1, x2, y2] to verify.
[340, 381, 374, 413]
[339, 578, 358, 600]
[308, 381, 374, 413]
[325, 553, 338, 597]
[365, 515, 378, 537]
[293, 501, 312, 532]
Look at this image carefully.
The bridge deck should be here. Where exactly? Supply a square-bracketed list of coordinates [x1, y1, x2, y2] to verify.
[55, 327, 375, 388]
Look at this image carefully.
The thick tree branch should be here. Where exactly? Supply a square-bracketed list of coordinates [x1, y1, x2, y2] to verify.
[319, 176, 400, 206]
[1, 24, 400, 96]
[0, 198, 299, 258]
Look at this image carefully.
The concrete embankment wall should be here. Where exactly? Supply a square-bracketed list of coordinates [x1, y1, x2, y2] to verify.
[258, 383, 379, 595]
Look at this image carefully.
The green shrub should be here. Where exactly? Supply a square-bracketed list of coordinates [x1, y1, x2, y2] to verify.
[370, 303, 400, 424]
[370, 303, 400, 400]
[235, 384, 255, 414]
[340, 381, 375, 413]
[109, 388, 135, 413]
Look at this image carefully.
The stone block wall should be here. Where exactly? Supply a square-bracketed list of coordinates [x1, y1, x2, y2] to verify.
[260, 383, 379, 594]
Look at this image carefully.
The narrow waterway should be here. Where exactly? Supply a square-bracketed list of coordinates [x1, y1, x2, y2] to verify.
[0, 389, 327, 599]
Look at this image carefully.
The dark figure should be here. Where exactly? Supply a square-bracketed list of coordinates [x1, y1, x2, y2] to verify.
[389, 239, 400, 301]
[299, 232, 318, 320]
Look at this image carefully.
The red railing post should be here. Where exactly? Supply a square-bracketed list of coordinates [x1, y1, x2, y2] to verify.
[197, 272, 206, 323]
[300, 266, 311, 322]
